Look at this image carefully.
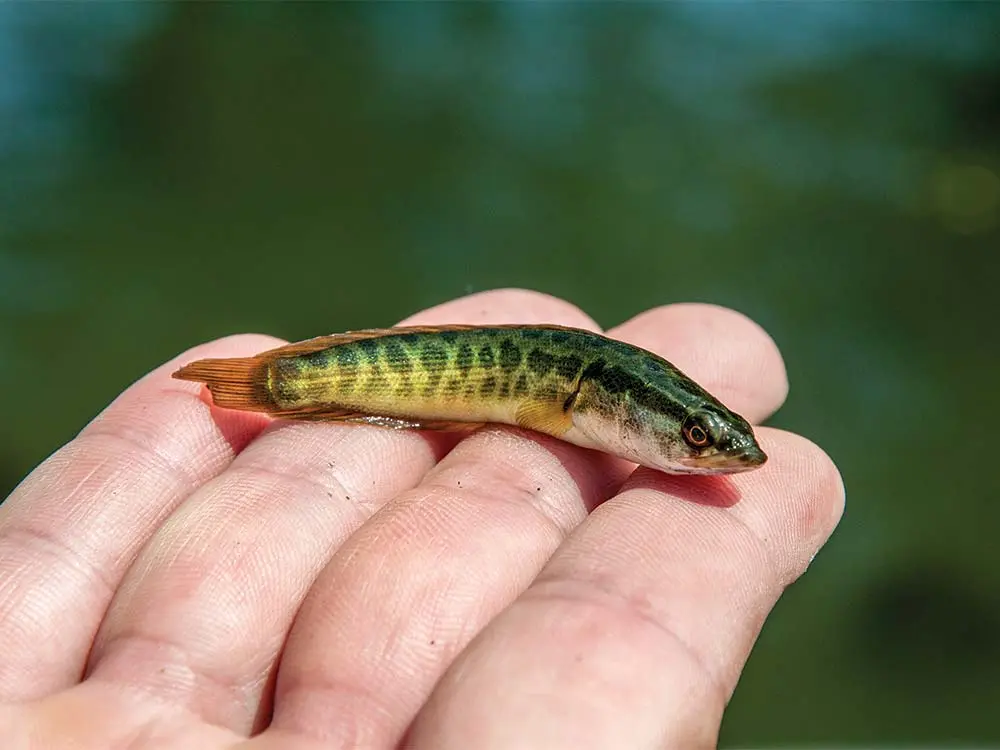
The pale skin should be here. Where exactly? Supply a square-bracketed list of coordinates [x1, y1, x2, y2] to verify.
[0, 289, 844, 749]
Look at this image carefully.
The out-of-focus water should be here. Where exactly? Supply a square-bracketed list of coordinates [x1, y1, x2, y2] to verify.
[1, 4, 998, 746]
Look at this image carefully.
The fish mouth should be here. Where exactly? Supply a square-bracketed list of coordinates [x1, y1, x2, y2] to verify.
[679, 445, 768, 475]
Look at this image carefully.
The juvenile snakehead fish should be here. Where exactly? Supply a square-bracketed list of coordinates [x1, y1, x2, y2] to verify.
[172, 324, 766, 475]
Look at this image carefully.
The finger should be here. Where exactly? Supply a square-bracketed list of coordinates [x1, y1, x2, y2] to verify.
[611, 302, 788, 423]
[82, 289, 590, 737]
[268, 301, 790, 748]
[408, 431, 845, 749]
[0, 334, 281, 701]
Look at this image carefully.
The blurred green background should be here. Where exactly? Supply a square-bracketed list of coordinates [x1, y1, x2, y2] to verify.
[1, 3, 998, 746]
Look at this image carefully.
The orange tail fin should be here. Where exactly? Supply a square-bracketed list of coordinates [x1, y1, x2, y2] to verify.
[172, 356, 274, 412]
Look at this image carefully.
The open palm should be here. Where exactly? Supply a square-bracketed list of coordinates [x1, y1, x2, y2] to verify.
[0, 289, 843, 749]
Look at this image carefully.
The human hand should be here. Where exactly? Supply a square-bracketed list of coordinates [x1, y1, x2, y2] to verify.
[0, 289, 844, 749]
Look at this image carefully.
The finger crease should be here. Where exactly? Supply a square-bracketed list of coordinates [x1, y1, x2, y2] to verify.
[277, 676, 396, 746]
[79, 428, 204, 496]
[2, 521, 118, 599]
[526, 578, 729, 707]
[94, 629, 256, 726]
[235, 463, 372, 522]
[724, 510, 787, 591]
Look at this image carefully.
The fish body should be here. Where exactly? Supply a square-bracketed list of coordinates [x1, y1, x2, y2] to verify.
[172, 324, 766, 475]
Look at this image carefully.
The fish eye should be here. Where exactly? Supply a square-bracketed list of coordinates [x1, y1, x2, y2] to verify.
[682, 414, 713, 449]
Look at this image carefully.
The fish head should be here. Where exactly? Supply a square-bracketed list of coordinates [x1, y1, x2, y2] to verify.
[570, 366, 767, 475]
[659, 406, 767, 474]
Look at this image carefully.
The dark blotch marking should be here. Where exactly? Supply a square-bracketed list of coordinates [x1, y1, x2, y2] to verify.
[555, 355, 583, 382]
[478, 345, 496, 369]
[499, 339, 522, 372]
[274, 358, 302, 380]
[320, 348, 358, 394]
[302, 350, 332, 368]
[456, 343, 474, 374]
[442, 377, 462, 395]
[591, 363, 633, 395]
[366, 364, 388, 393]
[513, 372, 530, 396]
[396, 373, 413, 396]
[498, 376, 511, 399]
[384, 340, 412, 372]
[548, 330, 572, 345]
[585, 361, 684, 421]
[464, 381, 478, 398]
[273, 359, 304, 402]
[424, 370, 444, 396]
[480, 375, 497, 396]
[335, 345, 359, 367]
[580, 359, 606, 381]
[358, 338, 380, 363]
[337, 371, 357, 394]
[527, 348, 555, 377]
[420, 344, 449, 372]
[439, 330, 459, 345]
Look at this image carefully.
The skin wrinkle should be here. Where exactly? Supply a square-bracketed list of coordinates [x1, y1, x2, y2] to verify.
[76, 430, 203, 512]
[406, 593, 727, 750]
[91, 629, 212, 706]
[0, 523, 116, 607]
[723, 432, 845, 586]
[93, 592, 293, 732]
[543, 588, 731, 750]
[83, 414, 213, 488]
[227, 463, 366, 525]
[89, 386, 263, 473]
[228, 422, 441, 521]
[421, 439, 584, 538]
[423, 475, 554, 536]
[534, 510, 779, 700]
[627, 472, 787, 603]
[521, 578, 731, 707]
[0, 524, 114, 612]
[276, 669, 400, 746]
[84, 631, 282, 747]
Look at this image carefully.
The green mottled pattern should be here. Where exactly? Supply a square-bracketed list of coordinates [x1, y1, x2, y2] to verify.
[262, 325, 724, 428]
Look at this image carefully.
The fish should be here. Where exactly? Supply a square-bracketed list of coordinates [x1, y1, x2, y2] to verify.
[171, 324, 767, 475]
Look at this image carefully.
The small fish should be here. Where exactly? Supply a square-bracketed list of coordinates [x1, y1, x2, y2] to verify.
[172, 324, 766, 475]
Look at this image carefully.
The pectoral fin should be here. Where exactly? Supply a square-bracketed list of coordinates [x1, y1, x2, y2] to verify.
[514, 399, 573, 438]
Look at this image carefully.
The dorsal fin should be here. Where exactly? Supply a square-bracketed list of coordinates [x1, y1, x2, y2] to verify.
[256, 323, 597, 358]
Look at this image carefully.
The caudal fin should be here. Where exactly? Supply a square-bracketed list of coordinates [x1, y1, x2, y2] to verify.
[172, 356, 273, 412]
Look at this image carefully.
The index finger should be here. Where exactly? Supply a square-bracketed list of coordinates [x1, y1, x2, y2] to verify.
[408, 418, 843, 744]
[0, 334, 282, 701]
